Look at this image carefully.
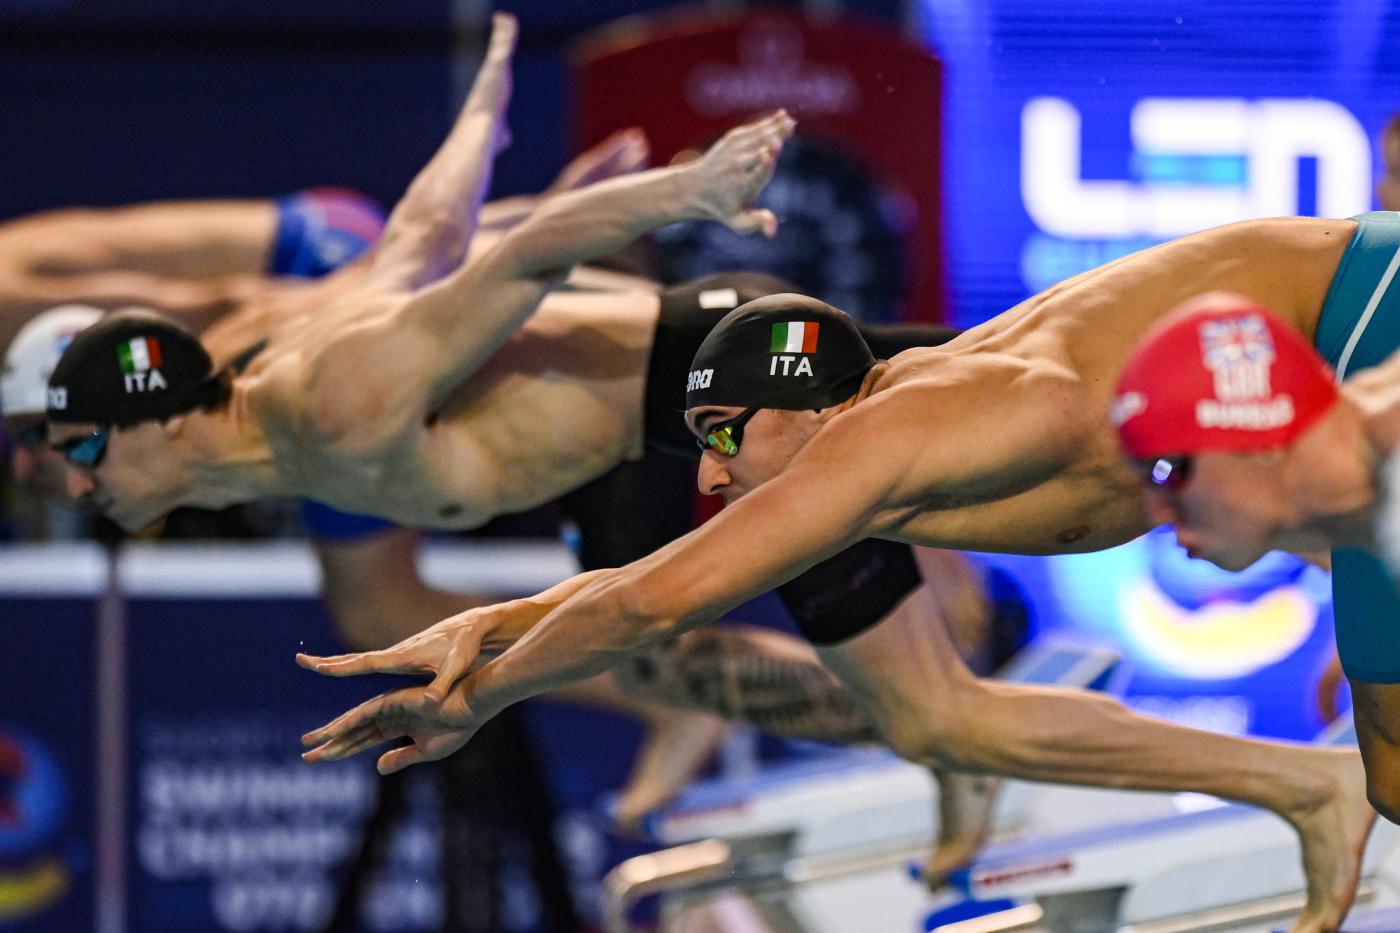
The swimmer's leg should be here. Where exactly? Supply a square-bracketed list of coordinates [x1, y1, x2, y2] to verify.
[920, 770, 1001, 891]
[547, 672, 728, 834]
[1350, 679, 1400, 823]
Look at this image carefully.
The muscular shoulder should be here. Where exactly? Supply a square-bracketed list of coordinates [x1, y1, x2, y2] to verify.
[1186, 216, 1357, 261]
[877, 346, 1078, 408]
[234, 333, 394, 451]
[291, 294, 429, 450]
[848, 353, 1087, 508]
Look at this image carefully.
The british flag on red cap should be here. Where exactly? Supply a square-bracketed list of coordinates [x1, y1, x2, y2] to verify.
[1112, 293, 1340, 459]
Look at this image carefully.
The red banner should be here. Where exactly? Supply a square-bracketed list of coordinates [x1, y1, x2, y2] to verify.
[573, 9, 947, 323]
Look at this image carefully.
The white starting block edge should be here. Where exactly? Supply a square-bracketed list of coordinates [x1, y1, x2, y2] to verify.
[0, 539, 578, 598]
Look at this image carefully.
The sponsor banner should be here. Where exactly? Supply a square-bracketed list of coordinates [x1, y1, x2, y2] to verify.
[574, 10, 947, 324]
[124, 597, 442, 932]
[0, 597, 97, 932]
[915, 0, 1391, 327]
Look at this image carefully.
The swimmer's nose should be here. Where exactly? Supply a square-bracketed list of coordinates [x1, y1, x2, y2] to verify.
[1143, 488, 1180, 528]
[64, 465, 97, 500]
[697, 451, 731, 497]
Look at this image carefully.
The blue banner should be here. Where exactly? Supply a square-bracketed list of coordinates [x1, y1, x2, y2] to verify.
[0, 597, 96, 932]
[922, 0, 1396, 328]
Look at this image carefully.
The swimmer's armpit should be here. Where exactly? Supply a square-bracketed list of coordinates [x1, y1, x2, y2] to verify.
[616, 628, 882, 745]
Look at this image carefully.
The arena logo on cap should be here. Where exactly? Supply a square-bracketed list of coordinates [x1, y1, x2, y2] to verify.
[769, 321, 818, 377]
[1110, 390, 1146, 426]
[1196, 315, 1293, 430]
[687, 368, 714, 392]
[118, 336, 168, 394]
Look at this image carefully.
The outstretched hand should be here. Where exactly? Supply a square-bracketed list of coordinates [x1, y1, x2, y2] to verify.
[548, 128, 651, 195]
[300, 678, 497, 775]
[484, 12, 518, 67]
[297, 605, 499, 702]
[691, 109, 797, 237]
[482, 13, 517, 155]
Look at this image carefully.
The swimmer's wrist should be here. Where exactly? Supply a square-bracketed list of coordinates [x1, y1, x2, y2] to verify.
[670, 163, 714, 222]
[480, 600, 540, 650]
[469, 656, 534, 711]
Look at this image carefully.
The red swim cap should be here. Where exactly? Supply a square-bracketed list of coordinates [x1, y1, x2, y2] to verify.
[1112, 293, 1339, 459]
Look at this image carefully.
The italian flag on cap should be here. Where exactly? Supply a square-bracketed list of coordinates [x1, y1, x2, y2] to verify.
[118, 336, 161, 373]
[770, 321, 820, 353]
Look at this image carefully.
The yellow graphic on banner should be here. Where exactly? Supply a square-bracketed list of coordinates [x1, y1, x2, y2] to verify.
[1120, 582, 1317, 679]
[0, 857, 71, 922]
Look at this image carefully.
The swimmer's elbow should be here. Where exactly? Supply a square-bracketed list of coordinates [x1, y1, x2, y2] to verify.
[883, 689, 985, 771]
[887, 716, 980, 772]
[486, 225, 574, 285]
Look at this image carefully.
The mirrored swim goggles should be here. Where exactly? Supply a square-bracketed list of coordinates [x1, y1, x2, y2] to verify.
[695, 407, 759, 457]
[52, 426, 109, 468]
[1136, 454, 1193, 492]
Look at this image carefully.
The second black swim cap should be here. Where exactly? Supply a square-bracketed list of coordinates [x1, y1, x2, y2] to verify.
[685, 294, 876, 411]
[47, 309, 220, 425]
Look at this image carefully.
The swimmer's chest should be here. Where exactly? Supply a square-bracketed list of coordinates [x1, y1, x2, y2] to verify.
[273, 426, 497, 529]
[895, 458, 1148, 555]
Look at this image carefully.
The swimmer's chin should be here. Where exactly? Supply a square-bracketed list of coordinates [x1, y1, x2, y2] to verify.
[106, 507, 170, 536]
[1193, 549, 1268, 573]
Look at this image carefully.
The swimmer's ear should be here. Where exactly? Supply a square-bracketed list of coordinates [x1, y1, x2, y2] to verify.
[160, 414, 187, 439]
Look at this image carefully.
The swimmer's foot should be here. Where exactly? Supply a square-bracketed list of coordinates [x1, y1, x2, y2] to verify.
[920, 772, 1001, 891]
[613, 710, 730, 834]
[920, 837, 982, 892]
[1287, 750, 1375, 933]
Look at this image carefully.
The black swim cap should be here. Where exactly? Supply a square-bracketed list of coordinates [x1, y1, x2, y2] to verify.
[685, 294, 876, 411]
[46, 309, 219, 424]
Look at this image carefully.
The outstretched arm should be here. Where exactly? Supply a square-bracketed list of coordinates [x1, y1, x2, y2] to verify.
[0, 199, 284, 346]
[299, 566, 615, 693]
[0, 199, 278, 282]
[310, 526, 734, 827]
[473, 127, 651, 236]
[359, 13, 516, 291]
[299, 392, 919, 771]
[399, 110, 791, 411]
[307, 110, 793, 439]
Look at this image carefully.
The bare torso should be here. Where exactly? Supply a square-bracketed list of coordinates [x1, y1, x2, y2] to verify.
[233, 287, 660, 528]
[868, 217, 1355, 554]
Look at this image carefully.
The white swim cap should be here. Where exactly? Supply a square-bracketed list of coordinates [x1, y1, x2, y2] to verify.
[1, 305, 104, 417]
